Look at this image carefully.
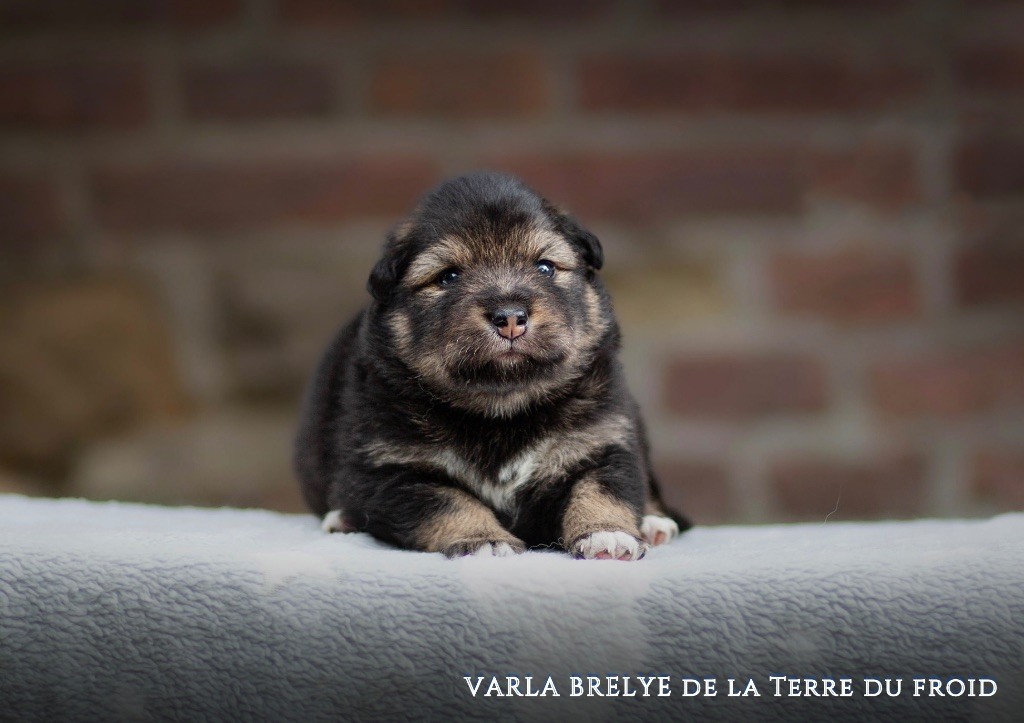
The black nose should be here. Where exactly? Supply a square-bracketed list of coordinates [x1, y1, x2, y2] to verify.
[490, 306, 528, 340]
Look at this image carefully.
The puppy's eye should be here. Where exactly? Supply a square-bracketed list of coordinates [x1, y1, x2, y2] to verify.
[536, 260, 555, 278]
[437, 268, 461, 286]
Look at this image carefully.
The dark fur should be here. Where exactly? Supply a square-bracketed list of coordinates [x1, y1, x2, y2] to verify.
[295, 172, 690, 557]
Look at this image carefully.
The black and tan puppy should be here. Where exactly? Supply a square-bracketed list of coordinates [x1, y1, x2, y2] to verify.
[295, 171, 690, 560]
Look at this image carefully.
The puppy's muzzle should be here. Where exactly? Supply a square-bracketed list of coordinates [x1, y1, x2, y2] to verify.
[489, 306, 528, 341]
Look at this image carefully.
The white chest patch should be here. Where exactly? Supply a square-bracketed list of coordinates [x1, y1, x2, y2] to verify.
[435, 448, 538, 514]
[487, 450, 539, 511]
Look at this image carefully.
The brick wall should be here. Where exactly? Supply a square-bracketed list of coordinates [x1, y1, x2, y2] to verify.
[1, 0, 1022, 523]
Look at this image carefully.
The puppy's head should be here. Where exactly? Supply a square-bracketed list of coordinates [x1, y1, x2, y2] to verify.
[368, 171, 613, 416]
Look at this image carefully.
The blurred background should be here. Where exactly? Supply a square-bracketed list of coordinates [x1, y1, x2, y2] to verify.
[1, 0, 1021, 524]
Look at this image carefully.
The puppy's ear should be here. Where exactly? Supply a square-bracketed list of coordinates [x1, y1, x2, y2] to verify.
[545, 201, 603, 271]
[367, 223, 415, 304]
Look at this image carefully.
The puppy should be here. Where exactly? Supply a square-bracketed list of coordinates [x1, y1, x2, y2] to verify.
[295, 171, 690, 560]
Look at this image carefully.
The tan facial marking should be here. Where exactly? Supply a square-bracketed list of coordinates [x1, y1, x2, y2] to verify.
[530, 230, 578, 270]
[387, 310, 414, 354]
[404, 236, 476, 288]
[416, 486, 520, 552]
[561, 476, 641, 545]
[583, 285, 601, 323]
[524, 304, 552, 328]
[403, 228, 579, 292]
[579, 285, 610, 345]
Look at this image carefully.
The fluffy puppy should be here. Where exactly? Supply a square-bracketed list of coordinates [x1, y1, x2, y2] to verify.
[295, 171, 690, 560]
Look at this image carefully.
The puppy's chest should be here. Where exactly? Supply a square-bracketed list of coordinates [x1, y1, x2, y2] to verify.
[364, 412, 634, 513]
[437, 445, 543, 514]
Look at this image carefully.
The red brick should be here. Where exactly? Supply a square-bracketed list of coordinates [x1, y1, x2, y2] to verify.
[447, 0, 612, 20]
[956, 46, 1024, 94]
[0, 0, 153, 29]
[870, 344, 1024, 418]
[491, 151, 802, 221]
[808, 141, 921, 211]
[0, 63, 148, 130]
[577, 51, 926, 114]
[655, 0, 912, 15]
[654, 0, 762, 14]
[654, 460, 733, 524]
[770, 453, 927, 521]
[170, 0, 242, 28]
[0, 0, 241, 31]
[91, 155, 440, 231]
[369, 53, 548, 118]
[0, 173, 64, 247]
[184, 61, 334, 121]
[971, 449, 1024, 510]
[955, 245, 1024, 307]
[664, 353, 827, 419]
[955, 134, 1024, 197]
[280, 0, 610, 25]
[770, 250, 920, 324]
[279, 0, 444, 24]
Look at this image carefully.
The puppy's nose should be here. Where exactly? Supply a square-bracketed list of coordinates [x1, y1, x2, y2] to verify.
[490, 307, 528, 340]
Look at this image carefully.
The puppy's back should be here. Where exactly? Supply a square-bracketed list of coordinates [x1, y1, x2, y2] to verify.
[294, 311, 364, 516]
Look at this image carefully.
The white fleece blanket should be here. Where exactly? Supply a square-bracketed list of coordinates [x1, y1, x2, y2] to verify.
[1, 495, 1022, 722]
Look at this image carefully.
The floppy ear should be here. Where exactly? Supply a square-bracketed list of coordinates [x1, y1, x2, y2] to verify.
[367, 224, 415, 304]
[545, 202, 603, 271]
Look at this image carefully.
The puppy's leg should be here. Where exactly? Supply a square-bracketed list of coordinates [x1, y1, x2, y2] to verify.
[417, 487, 525, 558]
[562, 475, 646, 561]
[337, 461, 526, 557]
[352, 473, 525, 558]
[637, 417, 690, 545]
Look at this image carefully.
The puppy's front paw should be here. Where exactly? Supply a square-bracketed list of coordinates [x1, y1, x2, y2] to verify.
[441, 538, 526, 559]
[571, 531, 647, 561]
[641, 514, 679, 546]
[321, 510, 351, 533]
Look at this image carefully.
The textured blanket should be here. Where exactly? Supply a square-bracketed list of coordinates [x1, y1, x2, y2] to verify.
[1, 495, 1022, 722]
